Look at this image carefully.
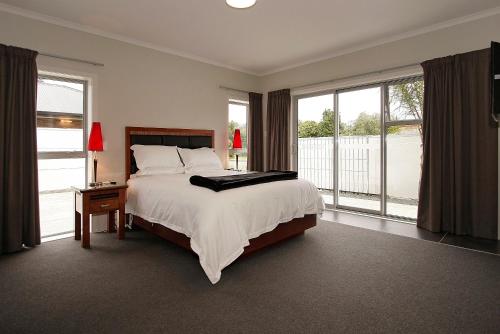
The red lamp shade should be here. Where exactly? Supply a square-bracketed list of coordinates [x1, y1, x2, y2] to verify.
[232, 129, 242, 149]
[88, 122, 103, 151]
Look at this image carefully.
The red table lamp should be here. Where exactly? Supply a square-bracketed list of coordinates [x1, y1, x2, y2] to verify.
[232, 129, 242, 170]
[88, 122, 103, 186]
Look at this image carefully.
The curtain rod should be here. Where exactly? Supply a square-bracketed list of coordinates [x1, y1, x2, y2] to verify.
[290, 62, 422, 91]
[222, 62, 421, 94]
[39, 52, 104, 67]
[219, 85, 253, 95]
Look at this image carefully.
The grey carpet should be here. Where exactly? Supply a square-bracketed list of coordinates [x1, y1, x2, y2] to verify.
[0, 221, 499, 334]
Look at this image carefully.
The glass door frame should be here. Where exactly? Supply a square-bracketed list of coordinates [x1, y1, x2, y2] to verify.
[37, 74, 89, 175]
[292, 89, 336, 209]
[382, 76, 423, 221]
[37, 73, 89, 238]
[334, 82, 384, 216]
[293, 75, 423, 220]
[228, 99, 249, 171]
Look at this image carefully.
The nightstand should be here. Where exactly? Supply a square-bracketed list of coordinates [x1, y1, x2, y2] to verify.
[73, 184, 128, 248]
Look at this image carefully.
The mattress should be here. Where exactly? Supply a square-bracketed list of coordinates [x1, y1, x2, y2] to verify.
[125, 170, 325, 284]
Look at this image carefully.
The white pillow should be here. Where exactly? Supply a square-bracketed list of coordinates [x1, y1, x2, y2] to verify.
[135, 166, 185, 176]
[131, 145, 183, 171]
[177, 147, 223, 172]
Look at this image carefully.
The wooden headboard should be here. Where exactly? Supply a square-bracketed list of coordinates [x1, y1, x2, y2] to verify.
[125, 127, 214, 180]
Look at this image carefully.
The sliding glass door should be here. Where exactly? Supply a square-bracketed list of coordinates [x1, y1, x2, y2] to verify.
[296, 93, 334, 206]
[37, 75, 87, 238]
[294, 76, 423, 220]
[337, 86, 382, 213]
[384, 79, 423, 219]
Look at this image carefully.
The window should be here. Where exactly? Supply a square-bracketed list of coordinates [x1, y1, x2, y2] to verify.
[384, 79, 423, 219]
[294, 76, 423, 220]
[338, 86, 382, 212]
[228, 100, 248, 171]
[37, 75, 88, 238]
[297, 93, 334, 205]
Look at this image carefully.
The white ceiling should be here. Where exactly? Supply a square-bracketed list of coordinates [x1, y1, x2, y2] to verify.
[1, 0, 500, 75]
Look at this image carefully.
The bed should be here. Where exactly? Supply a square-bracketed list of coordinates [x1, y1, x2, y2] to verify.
[124, 127, 324, 283]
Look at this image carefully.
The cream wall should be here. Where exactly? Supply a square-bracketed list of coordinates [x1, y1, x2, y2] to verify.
[0, 10, 259, 231]
[0, 10, 259, 182]
[259, 13, 500, 239]
[261, 14, 500, 91]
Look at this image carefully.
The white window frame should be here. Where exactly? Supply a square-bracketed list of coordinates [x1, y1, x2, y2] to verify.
[228, 99, 249, 170]
[293, 75, 423, 221]
[37, 74, 89, 186]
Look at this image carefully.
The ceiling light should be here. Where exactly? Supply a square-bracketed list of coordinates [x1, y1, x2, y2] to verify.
[226, 0, 256, 9]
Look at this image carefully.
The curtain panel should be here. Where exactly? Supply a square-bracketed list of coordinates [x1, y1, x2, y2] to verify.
[266, 89, 291, 170]
[417, 48, 498, 239]
[0, 44, 40, 253]
[247, 92, 264, 171]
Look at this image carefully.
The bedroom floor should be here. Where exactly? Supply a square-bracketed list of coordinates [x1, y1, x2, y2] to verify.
[1, 219, 499, 334]
[322, 210, 500, 255]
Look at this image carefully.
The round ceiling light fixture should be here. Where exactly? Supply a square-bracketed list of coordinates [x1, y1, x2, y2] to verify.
[226, 0, 257, 9]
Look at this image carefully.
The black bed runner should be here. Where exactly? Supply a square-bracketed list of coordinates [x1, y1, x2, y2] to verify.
[189, 171, 297, 192]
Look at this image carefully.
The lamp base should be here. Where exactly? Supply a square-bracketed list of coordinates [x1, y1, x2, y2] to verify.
[93, 157, 98, 183]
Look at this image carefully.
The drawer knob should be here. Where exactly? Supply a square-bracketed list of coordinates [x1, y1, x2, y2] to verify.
[100, 204, 111, 208]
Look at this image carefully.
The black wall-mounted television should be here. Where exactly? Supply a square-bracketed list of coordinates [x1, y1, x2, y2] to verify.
[492, 41, 500, 120]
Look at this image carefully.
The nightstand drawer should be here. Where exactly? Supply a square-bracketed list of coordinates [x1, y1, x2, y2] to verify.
[89, 198, 120, 213]
[73, 184, 127, 248]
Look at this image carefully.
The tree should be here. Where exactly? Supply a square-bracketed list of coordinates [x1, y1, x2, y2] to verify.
[298, 120, 321, 138]
[317, 110, 335, 136]
[349, 112, 380, 135]
[298, 107, 405, 138]
[389, 81, 423, 120]
[298, 109, 338, 138]
[389, 81, 424, 135]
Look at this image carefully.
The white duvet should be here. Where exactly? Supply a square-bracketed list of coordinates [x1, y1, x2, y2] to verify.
[125, 170, 325, 284]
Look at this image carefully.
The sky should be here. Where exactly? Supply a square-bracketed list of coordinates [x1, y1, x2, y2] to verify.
[228, 103, 247, 125]
[40, 78, 83, 91]
[299, 87, 381, 124]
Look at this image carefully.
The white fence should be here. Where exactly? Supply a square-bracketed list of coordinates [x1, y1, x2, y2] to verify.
[298, 134, 421, 200]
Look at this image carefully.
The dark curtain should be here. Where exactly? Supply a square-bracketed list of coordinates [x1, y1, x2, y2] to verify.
[266, 89, 291, 170]
[247, 92, 264, 171]
[417, 48, 498, 239]
[0, 45, 40, 253]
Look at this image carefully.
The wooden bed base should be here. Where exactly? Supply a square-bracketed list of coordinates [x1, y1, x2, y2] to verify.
[131, 214, 317, 257]
[124, 126, 317, 260]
